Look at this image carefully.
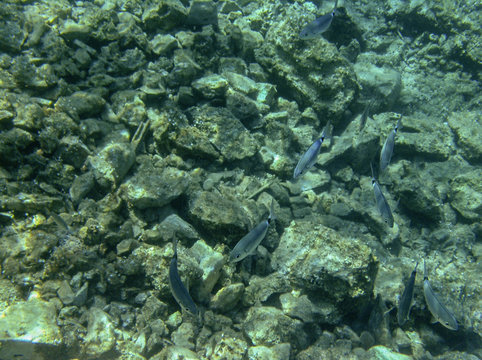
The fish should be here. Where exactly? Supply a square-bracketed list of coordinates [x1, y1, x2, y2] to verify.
[370, 163, 394, 227]
[169, 238, 198, 316]
[230, 200, 276, 263]
[398, 262, 418, 326]
[299, 0, 338, 40]
[293, 122, 331, 179]
[380, 116, 402, 172]
[423, 260, 458, 331]
[359, 100, 374, 130]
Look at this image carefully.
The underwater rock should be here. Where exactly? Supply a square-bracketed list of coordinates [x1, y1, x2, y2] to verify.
[151, 34, 180, 56]
[188, 191, 251, 237]
[247, 344, 290, 360]
[168, 50, 202, 87]
[190, 240, 224, 302]
[142, 0, 187, 31]
[187, 105, 259, 161]
[448, 111, 482, 164]
[254, 5, 357, 124]
[0, 128, 34, 164]
[147, 214, 200, 245]
[225, 72, 258, 97]
[186, 0, 218, 26]
[120, 164, 189, 209]
[58, 136, 91, 169]
[88, 140, 135, 189]
[366, 345, 412, 360]
[210, 283, 244, 313]
[226, 88, 260, 127]
[84, 307, 116, 358]
[55, 91, 106, 121]
[449, 169, 482, 221]
[353, 60, 402, 108]
[271, 220, 377, 311]
[244, 306, 307, 349]
[13, 102, 44, 131]
[70, 171, 95, 204]
[0, 21, 26, 53]
[151, 345, 200, 360]
[192, 74, 229, 99]
[0, 296, 61, 344]
[242, 273, 291, 307]
[279, 292, 318, 323]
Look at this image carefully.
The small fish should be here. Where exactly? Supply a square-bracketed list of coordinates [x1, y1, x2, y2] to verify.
[294, 122, 331, 179]
[230, 200, 276, 262]
[380, 116, 402, 172]
[370, 163, 394, 227]
[359, 100, 374, 130]
[169, 239, 198, 316]
[423, 260, 458, 331]
[398, 262, 418, 326]
[299, 0, 338, 40]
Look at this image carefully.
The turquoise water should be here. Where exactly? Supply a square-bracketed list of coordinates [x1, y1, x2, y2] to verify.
[0, 0, 480, 359]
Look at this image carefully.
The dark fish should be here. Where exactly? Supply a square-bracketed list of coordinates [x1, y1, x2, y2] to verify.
[380, 116, 402, 172]
[423, 260, 458, 331]
[169, 239, 198, 316]
[370, 163, 394, 227]
[398, 262, 418, 326]
[299, 0, 338, 39]
[230, 200, 275, 262]
[359, 100, 374, 130]
[294, 122, 331, 179]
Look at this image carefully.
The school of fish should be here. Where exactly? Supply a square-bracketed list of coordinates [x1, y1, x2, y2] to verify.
[167, 0, 459, 339]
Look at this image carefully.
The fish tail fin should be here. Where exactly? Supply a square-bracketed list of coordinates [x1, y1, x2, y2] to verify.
[370, 162, 376, 180]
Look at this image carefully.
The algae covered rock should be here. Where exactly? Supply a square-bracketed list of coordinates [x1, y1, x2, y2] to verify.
[55, 91, 106, 121]
[84, 307, 116, 357]
[142, 0, 187, 31]
[254, 3, 358, 124]
[188, 191, 251, 237]
[210, 283, 244, 313]
[271, 220, 377, 311]
[448, 110, 482, 164]
[247, 344, 290, 360]
[0, 296, 61, 344]
[120, 163, 189, 209]
[190, 240, 225, 302]
[449, 169, 482, 221]
[244, 306, 307, 349]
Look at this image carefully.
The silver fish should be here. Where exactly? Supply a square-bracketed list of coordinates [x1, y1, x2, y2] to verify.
[293, 122, 331, 179]
[380, 116, 402, 172]
[230, 200, 275, 262]
[299, 0, 338, 40]
[371, 163, 394, 227]
[398, 262, 418, 326]
[423, 260, 458, 331]
[169, 239, 198, 316]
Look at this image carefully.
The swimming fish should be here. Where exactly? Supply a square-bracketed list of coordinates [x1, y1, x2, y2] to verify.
[398, 262, 418, 326]
[169, 238, 198, 316]
[370, 163, 394, 227]
[380, 116, 402, 172]
[299, 0, 338, 40]
[230, 200, 276, 262]
[293, 122, 331, 179]
[423, 260, 458, 331]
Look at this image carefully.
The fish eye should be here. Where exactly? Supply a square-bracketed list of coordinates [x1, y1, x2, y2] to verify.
[236, 254, 240, 259]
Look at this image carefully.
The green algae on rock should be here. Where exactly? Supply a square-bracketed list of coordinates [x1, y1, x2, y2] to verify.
[271, 220, 378, 310]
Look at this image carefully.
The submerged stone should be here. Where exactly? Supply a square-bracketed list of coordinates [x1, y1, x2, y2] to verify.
[271, 220, 377, 310]
[120, 164, 189, 209]
[244, 306, 307, 349]
[0, 297, 61, 344]
[449, 169, 482, 221]
[210, 283, 244, 313]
